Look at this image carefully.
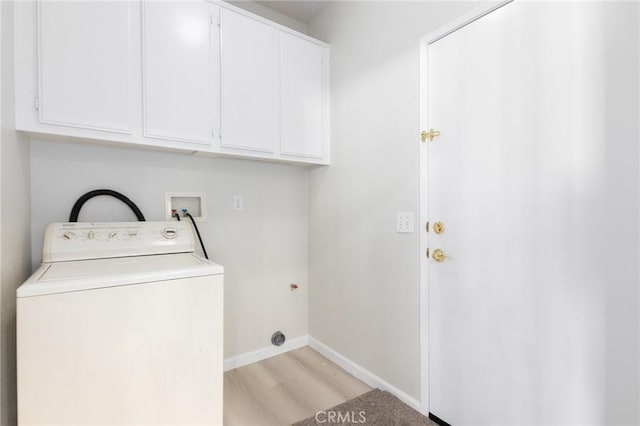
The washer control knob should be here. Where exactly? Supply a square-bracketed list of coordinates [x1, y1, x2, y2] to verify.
[108, 231, 118, 240]
[62, 231, 76, 240]
[87, 231, 95, 240]
[162, 228, 177, 239]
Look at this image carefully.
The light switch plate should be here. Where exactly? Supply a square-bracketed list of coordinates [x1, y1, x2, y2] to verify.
[397, 212, 414, 233]
[233, 195, 243, 211]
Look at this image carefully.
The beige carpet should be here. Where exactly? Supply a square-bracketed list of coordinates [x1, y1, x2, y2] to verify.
[292, 389, 437, 426]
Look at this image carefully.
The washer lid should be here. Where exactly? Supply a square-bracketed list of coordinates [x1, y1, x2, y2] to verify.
[17, 253, 224, 298]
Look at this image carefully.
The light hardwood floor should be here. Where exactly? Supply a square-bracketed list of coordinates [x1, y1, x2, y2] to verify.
[224, 346, 371, 426]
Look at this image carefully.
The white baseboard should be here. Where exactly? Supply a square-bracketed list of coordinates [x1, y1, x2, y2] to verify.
[223, 335, 425, 415]
[307, 336, 423, 413]
[223, 335, 309, 371]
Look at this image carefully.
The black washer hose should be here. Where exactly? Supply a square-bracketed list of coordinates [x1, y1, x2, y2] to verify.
[68, 189, 146, 222]
[185, 212, 208, 260]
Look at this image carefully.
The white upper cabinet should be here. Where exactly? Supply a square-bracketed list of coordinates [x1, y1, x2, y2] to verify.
[37, 1, 135, 133]
[142, 1, 220, 145]
[220, 9, 279, 153]
[280, 33, 326, 159]
[15, 1, 330, 165]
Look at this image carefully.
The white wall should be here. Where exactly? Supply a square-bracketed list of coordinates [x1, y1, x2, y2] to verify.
[225, 0, 307, 34]
[30, 140, 308, 360]
[306, 1, 477, 401]
[0, 2, 32, 424]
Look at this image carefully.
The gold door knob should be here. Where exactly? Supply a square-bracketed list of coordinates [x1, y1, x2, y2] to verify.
[432, 248, 446, 263]
[433, 221, 445, 234]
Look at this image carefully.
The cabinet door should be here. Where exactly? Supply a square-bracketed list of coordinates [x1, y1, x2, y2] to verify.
[142, 1, 220, 145]
[220, 9, 278, 153]
[37, 1, 134, 133]
[280, 33, 325, 159]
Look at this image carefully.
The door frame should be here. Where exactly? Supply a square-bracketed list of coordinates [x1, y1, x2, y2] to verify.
[417, 0, 514, 415]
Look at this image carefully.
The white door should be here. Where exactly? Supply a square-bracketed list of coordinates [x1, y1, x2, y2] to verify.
[220, 9, 278, 153]
[37, 1, 135, 133]
[280, 33, 325, 159]
[142, 1, 220, 145]
[426, 2, 639, 425]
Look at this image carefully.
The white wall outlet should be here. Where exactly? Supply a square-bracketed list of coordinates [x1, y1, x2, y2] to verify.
[165, 192, 207, 222]
[397, 212, 414, 233]
[233, 195, 243, 211]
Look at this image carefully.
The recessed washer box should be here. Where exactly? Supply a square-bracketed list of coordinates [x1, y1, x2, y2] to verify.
[165, 192, 207, 222]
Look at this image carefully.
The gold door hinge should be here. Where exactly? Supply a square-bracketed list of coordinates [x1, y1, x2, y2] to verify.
[421, 129, 440, 143]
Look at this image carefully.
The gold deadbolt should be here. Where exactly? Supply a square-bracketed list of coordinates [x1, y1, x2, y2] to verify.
[432, 248, 446, 263]
[433, 221, 445, 234]
[421, 129, 441, 143]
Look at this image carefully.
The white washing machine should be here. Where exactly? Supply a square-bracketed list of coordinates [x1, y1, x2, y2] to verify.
[17, 221, 224, 426]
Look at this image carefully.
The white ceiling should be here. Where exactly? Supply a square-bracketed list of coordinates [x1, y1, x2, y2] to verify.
[254, 1, 329, 23]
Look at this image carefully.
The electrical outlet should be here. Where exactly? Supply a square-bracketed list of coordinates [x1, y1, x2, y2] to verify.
[397, 212, 414, 233]
[233, 195, 243, 211]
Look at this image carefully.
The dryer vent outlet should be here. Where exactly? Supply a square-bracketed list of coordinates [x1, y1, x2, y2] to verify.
[271, 331, 286, 347]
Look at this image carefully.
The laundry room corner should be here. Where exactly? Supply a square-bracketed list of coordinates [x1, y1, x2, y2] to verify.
[3, 1, 639, 425]
[305, 0, 478, 406]
[0, 1, 32, 425]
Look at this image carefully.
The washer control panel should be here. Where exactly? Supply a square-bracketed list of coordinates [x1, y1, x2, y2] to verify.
[43, 222, 195, 262]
